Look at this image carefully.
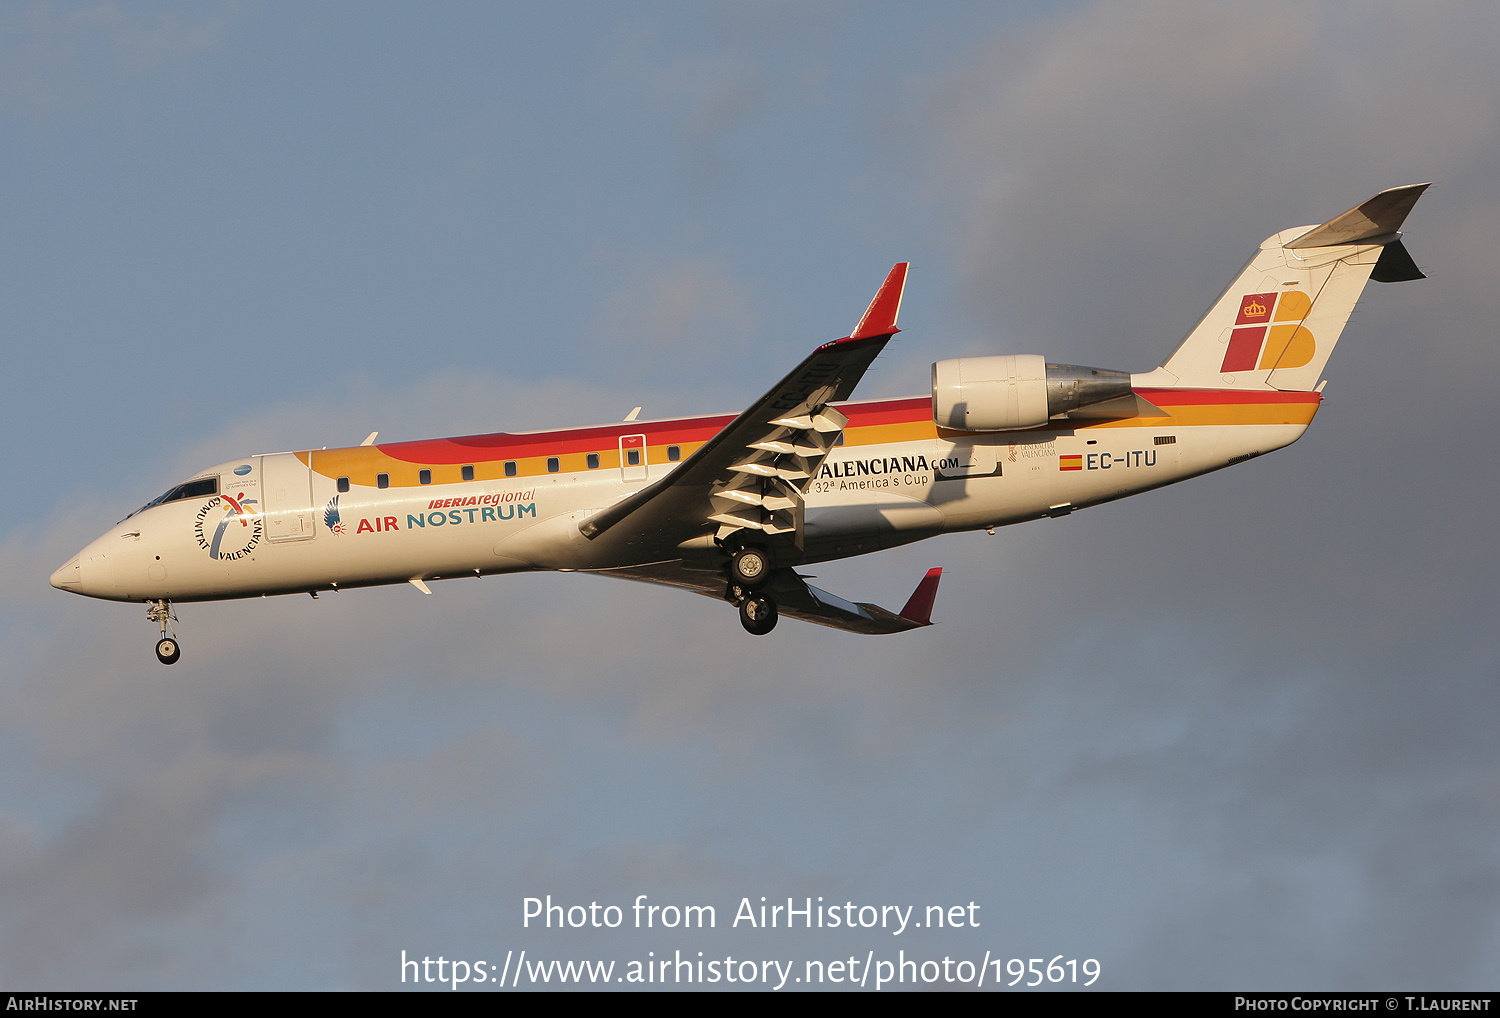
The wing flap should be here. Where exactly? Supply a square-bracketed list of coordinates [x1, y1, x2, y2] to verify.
[578, 264, 910, 557]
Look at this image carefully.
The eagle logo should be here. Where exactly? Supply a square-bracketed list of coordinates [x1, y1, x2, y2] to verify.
[324, 495, 345, 534]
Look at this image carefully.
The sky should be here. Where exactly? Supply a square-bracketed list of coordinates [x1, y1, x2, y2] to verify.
[2, 0, 1498, 991]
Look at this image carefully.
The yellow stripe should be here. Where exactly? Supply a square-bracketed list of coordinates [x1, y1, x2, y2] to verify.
[844, 421, 938, 447]
[306, 440, 709, 488]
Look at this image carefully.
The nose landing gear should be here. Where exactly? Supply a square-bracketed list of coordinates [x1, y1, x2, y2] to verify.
[147, 600, 180, 665]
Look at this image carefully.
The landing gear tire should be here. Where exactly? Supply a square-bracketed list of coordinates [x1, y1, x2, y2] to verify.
[729, 547, 771, 589]
[739, 594, 778, 636]
[155, 637, 181, 665]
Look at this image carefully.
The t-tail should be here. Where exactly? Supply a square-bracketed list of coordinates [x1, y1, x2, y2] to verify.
[1136, 183, 1429, 392]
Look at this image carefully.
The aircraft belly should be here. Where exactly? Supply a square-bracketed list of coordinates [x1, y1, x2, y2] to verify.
[1173, 422, 1310, 478]
[830, 501, 943, 531]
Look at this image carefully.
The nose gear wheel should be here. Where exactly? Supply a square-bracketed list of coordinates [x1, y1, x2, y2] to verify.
[147, 600, 181, 665]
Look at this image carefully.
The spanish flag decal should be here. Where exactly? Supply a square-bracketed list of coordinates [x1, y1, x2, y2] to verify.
[1059, 455, 1083, 471]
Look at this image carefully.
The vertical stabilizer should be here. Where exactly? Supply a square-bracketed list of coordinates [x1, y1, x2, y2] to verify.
[1150, 184, 1428, 392]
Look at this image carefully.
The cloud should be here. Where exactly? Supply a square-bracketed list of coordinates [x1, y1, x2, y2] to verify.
[591, 255, 757, 366]
[901, 0, 1500, 987]
[923, 0, 1500, 365]
[608, 35, 765, 185]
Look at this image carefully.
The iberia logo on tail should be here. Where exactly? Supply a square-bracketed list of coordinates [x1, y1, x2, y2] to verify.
[1221, 291, 1316, 373]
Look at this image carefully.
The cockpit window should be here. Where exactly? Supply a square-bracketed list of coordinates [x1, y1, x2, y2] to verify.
[136, 476, 219, 515]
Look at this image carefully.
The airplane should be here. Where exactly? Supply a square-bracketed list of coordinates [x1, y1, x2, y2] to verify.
[51, 184, 1429, 664]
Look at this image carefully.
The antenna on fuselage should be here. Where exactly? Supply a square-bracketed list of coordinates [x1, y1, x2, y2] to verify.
[623, 408, 642, 422]
[360, 432, 378, 446]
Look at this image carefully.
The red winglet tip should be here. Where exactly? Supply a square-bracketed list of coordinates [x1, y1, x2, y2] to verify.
[899, 566, 943, 626]
[850, 262, 909, 340]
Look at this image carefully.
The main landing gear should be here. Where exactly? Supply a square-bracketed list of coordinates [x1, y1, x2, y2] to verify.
[728, 547, 771, 589]
[725, 546, 779, 635]
[147, 599, 180, 665]
[738, 593, 778, 636]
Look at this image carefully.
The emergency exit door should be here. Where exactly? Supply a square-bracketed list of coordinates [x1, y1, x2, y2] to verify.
[620, 434, 648, 483]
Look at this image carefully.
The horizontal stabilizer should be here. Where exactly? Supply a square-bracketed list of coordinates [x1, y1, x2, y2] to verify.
[1154, 183, 1429, 391]
[1285, 183, 1430, 249]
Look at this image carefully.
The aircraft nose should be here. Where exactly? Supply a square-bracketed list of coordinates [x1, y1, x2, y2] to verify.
[50, 554, 82, 591]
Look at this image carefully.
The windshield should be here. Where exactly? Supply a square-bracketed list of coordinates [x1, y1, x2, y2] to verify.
[127, 476, 219, 519]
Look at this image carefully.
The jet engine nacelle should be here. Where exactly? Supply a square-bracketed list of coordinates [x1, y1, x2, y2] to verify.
[932, 356, 1134, 432]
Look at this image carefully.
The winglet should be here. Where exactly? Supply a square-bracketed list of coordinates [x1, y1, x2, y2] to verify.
[847, 262, 909, 341]
[898, 567, 943, 626]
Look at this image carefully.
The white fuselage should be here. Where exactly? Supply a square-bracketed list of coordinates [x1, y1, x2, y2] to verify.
[51, 388, 1312, 604]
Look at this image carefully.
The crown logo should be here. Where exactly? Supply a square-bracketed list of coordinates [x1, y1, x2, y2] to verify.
[1242, 298, 1267, 317]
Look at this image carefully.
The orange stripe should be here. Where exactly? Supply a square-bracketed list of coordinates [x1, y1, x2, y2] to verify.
[1083, 403, 1318, 429]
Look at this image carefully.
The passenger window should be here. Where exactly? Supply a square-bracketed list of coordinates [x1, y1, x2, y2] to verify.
[377, 473, 389, 489]
[668, 445, 681, 462]
[505, 461, 517, 477]
[419, 469, 432, 485]
[462, 464, 475, 481]
[587, 453, 600, 469]
[627, 449, 641, 466]
[547, 457, 560, 473]
[337, 476, 350, 493]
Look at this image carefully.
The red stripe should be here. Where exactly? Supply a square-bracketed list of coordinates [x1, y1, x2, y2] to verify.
[1137, 388, 1321, 406]
[842, 396, 930, 426]
[384, 416, 737, 464]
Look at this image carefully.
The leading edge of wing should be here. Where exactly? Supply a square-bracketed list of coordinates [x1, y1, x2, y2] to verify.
[604, 562, 942, 635]
[578, 263, 910, 543]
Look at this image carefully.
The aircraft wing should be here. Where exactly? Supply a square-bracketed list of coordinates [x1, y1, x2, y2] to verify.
[578, 263, 909, 558]
[607, 561, 943, 635]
